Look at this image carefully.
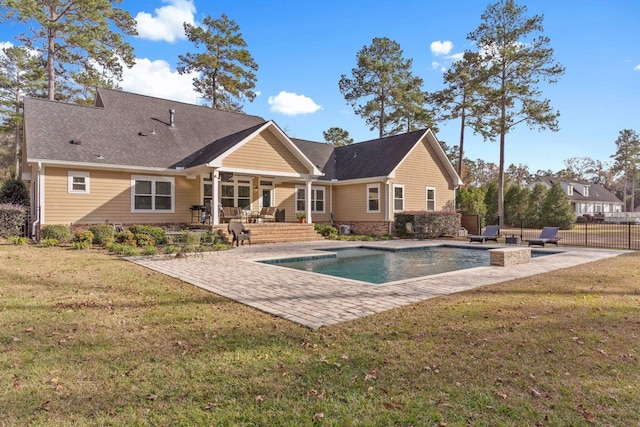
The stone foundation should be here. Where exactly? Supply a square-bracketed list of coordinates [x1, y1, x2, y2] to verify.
[489, 247, 531, 267]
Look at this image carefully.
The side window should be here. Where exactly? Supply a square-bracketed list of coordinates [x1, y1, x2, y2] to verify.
[426, 187, 436, 211]
[131, 175, 175, 212]
[68, 171, 89, 194]
[393, 184, 404, 212]
[367, 184, 380, 213]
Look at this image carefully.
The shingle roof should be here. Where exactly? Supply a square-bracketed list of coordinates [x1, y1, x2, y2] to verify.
[24, 88, 266, 169]
[292, 130, 427, 181]
[534, 176, 622, 204]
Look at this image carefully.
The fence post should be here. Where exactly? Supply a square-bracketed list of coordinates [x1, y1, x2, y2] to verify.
[584, 220, 588, 247]
[629, 221, 632, 250]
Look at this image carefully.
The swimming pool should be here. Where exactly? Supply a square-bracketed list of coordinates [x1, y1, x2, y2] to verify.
[262, 245, 553, 284]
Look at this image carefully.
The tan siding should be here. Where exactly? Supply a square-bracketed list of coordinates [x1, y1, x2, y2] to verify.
[392, 138, 455, 214]
[43, 167, 198, 225]
[274, 183, 296, 222]
[333, 183, 387, 222]
[223, 130, 308, 174]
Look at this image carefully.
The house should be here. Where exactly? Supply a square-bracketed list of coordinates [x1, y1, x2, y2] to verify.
[529, 176, 623, 217]
[22, 89, 462, 237]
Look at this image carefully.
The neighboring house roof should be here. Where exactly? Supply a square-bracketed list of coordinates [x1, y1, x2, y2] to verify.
[532, 176, 622, 204]
[24, 88, 266, 169]
[23, 88, 461, 185]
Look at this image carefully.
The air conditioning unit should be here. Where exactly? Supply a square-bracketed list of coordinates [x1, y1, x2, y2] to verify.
[339, 224, 351, 235]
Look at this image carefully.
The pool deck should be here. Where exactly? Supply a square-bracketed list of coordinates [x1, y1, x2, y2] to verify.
[130, 240, 628, 329]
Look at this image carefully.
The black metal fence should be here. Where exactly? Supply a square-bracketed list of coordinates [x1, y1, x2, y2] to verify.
[481, 215, 640, 250]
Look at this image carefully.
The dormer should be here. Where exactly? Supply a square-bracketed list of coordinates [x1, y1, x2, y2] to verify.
[567, 184, 573, 196]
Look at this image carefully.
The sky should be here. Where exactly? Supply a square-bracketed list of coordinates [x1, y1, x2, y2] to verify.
[1, 0, 639, 174]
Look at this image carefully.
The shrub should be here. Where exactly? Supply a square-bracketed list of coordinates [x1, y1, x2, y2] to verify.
[108, 242, 126, 254]
[9, 236, 28, 245]
[201, 230, 221, 244]
[39, 238, 59, 247]
[40, 224, 72, 243]
[134, 233, 155, 247]
[121, 245, 140, 256]
[101, 237, 115, 248]
[315, 224, 337, 238]
[72, 240, 91, 250]
[576, 215, 588, 224]
[115, 230, 136, 246]
[142, 246, 158, 256]
[395, 212, 460, 239]
[74, 230, 94, 244]
[128, 224, 166, 244]
[0, 203, 26, 238]
[89, 224, 116, 245]
[0, 176, 29, 205]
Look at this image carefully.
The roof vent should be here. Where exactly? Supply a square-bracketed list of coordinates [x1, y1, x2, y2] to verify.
[169, 109, 175, 128]
[69, 139, 81, 145]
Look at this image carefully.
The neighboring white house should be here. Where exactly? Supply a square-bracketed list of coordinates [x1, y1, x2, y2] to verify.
[529, 176, 623, 217]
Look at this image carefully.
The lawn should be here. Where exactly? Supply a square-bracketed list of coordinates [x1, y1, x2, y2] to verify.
[1, 244, 639, 426]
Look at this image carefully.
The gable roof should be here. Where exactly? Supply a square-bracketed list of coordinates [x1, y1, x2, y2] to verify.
[533, 176, 622, 204]
[292, 129, 462, 185]
[24, 88, 266, 169]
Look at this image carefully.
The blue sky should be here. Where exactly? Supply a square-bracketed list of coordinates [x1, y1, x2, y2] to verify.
[2, 0, 639, 174]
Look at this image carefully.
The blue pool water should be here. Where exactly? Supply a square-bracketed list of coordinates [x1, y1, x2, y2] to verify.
[263, 246, 552, 284]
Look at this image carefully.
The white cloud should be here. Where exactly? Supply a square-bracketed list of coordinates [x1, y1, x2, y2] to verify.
[135, 0, 196, 43]
[268, 91, 322, 115]
[430, 40, 453, 56]
[449, 52, 464, 62]
[0, 41, 14, 50]
[121, 57, 199, 104]
[634, 64, 640, 72]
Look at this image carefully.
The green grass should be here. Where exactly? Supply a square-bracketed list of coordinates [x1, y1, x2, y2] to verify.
[1, 244, 639, 426]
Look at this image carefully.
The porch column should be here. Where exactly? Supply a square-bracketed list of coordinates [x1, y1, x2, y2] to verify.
[384, 179, 391, 222]
[212, 172, 220, 225]
[306, 178, 312, 224]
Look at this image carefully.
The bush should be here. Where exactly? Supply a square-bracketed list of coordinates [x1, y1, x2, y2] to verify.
[128, 224, 166, 244]
[39, 238, 59, 247]
[40, 224, 72, 243]
[0, 176, 29, 205]
[0, 203, 26, 238]
[74, 230, 94, 244]
[115, 230, 136, 246]
[134, 233, 155, 247]
[89, 224, 116, 245]
[9, 236, 28, 245]
[315, 224, 338, 238]
[395, 212, 460, 239]
[101, 237, 115, 248]
[72, 240, 91, 250]
[142, 246, 158, 256]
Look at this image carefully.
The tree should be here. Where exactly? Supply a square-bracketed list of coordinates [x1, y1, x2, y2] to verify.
[484, 182, 499, 223]
[0, 45, 46, 174]
[525, 183, 548, 228]
[0, 173, 29, 205]
[178, 14, 258, 112]
[430, 51, 490, 178]
[456, 186, 487, 217]
[505, 163, 531, 188]
[1, 0, 137, 101]
[540, 182, 574, 229]
[322, 127, 353, 146]
[468, 0, 565, 226]
[339, 37, 427, 138]
[387, 74, 436, 135]
[503, 184, 529, 226]
[610, 129, 640, 211]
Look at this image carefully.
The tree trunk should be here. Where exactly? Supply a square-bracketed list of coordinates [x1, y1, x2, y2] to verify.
[457, 101, 466, 179]
[14, 87, 20, 175]
[47, 27, 56, 100]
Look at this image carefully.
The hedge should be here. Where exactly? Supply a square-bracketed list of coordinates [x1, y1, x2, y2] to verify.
[0, 203, 27, 238]
[395, 211, 461, 239]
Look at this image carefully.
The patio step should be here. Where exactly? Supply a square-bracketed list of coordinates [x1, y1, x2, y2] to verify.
[217, 222, 325, 244]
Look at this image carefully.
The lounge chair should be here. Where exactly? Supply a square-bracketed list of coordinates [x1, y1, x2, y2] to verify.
[228, 221, 251, 246]
[467, 225, 501, 243]
[257, 206, 276, 222]
[526, 227, 561, 247]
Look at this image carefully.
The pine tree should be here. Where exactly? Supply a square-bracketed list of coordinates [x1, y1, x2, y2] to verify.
[322, 127, 353, 146]
[540, 182, 574, 229]
[178, 14, 258, 112]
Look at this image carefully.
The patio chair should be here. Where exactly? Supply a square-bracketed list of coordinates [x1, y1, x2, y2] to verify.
[228, 221, 251, 246]
[525, 227, 561, 247]
[257, 206, 276, 222]
[467, 225, 501, 243]
[113, 223, 125, 233]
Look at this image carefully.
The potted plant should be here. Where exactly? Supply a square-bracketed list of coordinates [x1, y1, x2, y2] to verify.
[296, 211, 306, 223]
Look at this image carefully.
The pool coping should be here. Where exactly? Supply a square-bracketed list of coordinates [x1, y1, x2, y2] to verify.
[129, 240, 628, 329]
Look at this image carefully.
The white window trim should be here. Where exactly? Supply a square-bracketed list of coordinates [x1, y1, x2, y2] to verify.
[295, 185, 326, 213]
[393, 184, 405, 213]
[367, 183, 381, 213]
[68, 171, 90, 194]
[131, 175, 175, 213]
[426, 186, 436, 211]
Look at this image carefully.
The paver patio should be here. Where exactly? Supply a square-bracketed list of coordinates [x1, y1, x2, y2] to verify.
[130, 240, 627, 329]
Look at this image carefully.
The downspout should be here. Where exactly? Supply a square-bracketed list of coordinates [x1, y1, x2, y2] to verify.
[212, 171, 220, 225]
[31, 162, 43, 240]
[384, 179, 392, 234]
[305, 177, 312, 224]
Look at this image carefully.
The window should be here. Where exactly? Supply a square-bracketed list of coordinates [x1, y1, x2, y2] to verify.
[567, 185, 573, 196]
[220, 176, 251, 209]
[295, 186, 325, 213]
[584, 186, 589, 197]
[367, 184, 380, 213]
[68, 171, 89, 194]
[426, 187, 436, 211]
[131, 175, 174, 212]
[393, 184, 404, 212]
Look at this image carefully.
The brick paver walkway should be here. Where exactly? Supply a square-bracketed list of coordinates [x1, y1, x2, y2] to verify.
[130, 240, 627, 329]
